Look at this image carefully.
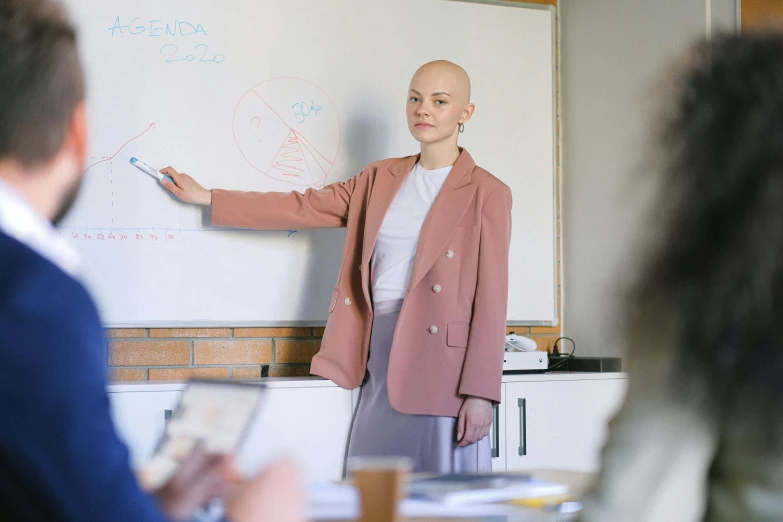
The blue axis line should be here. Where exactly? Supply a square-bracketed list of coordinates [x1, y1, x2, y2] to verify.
[58, 226, 298, 235]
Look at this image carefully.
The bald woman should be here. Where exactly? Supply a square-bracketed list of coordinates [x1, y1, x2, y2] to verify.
[161, 61, 512, 473]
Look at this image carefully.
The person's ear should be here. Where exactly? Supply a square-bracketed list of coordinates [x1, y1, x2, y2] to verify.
[69, 102, 89, 167]
[459, 103, 475, 125]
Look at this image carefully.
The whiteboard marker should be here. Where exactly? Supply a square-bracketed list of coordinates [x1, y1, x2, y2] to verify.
[130, 157, 174, 184]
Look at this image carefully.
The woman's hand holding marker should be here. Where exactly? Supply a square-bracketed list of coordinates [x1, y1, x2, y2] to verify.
[159, 166, 212, 206]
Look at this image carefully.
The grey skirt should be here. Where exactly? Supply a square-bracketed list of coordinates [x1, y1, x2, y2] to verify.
[346, 299, 491, 474]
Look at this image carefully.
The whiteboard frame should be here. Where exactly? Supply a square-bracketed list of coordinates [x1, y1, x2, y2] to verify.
[449, 1, 559, 327]
[101, 0, 560, 328]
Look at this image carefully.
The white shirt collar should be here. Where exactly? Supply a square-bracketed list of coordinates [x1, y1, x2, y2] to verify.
[415, 162, 453, 176]
[0, 179, 81, 278]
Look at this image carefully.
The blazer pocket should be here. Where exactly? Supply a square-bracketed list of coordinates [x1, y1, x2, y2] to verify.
[329, 289, 340, 313]
[457, 224, 478, 238]
[447, 322, 470, 348]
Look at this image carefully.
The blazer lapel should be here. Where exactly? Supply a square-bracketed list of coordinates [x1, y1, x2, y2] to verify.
[407, 149, 477, 292]
[361, 155, 419, 268]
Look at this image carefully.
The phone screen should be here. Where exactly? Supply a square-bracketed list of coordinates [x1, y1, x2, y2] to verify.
[138, 380, 267, 490]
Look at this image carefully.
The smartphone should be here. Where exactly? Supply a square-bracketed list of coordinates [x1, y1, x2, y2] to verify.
[138, 379, 267, 490]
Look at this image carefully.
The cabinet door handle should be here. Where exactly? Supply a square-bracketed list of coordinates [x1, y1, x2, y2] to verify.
[517, 398, 526, 456]
[491, 403, 500, 458]
[164, 409, 173, 424]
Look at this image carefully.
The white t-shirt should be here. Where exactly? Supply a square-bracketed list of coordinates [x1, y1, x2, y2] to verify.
[370, 162, 452, 304]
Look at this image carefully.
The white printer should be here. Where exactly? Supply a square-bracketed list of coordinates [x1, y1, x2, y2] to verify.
[503, 333, 548, 373]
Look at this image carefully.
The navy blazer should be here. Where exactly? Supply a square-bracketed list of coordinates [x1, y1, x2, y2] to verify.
[0, 232, 169, 521]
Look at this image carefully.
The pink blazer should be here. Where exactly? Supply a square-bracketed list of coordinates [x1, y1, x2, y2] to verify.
[211, 149, 512, 417]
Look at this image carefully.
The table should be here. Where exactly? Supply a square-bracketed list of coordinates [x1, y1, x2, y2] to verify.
[326, 470, 596, 522]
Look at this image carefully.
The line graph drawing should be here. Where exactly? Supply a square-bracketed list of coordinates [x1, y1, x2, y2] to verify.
[66, 118, 300, 244]
[233, 77, 341, 188]
[84, 121, 156, 174]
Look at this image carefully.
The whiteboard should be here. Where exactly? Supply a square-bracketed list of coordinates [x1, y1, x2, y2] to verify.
[62, 0, 557, 326]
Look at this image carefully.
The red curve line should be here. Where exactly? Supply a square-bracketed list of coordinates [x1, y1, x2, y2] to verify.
[83, 122, 155, 173]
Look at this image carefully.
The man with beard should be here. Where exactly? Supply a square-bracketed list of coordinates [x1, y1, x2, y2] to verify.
[0, 1, 304, 521]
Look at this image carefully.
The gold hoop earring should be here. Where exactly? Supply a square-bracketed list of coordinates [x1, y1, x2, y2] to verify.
[459, 123, 465, 133]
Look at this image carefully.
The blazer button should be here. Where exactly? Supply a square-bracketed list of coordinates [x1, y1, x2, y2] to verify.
[432, 284, 442, 293]
[429, 325, 438, 334]
[445, 250, 454, 258]
[344, 298, 352, 306]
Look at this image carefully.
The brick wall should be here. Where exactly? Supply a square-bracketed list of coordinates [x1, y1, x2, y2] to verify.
[106, 327, 324, 381]
[105, 324, 562, 381]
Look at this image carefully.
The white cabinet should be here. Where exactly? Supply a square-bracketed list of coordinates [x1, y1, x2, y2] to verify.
[108, 390, 182, 468]
[490, 384, 506, 471]
[107, 380, 353, 483]
[237, 385, 353, 482]
[504, 376, 627, 472]
[108, 374, 627, 482]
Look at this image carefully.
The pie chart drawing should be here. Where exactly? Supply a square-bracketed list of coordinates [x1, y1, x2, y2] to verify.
[233, 77, 341, 188]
